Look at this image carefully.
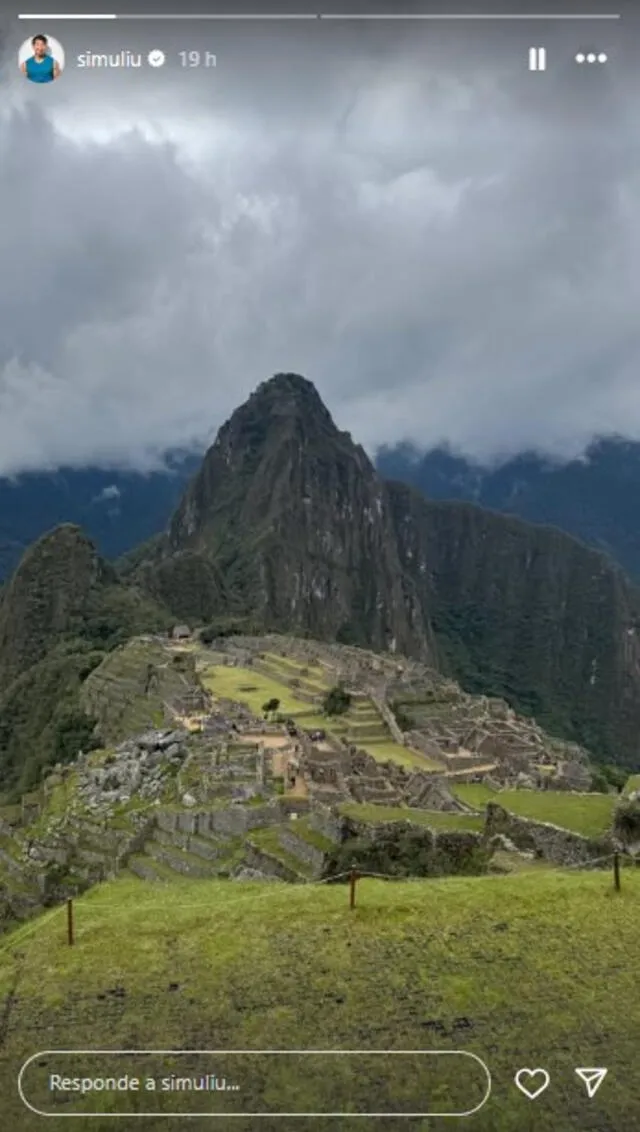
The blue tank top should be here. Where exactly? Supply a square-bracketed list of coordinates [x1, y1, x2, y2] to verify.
[25, 55, 55, 83]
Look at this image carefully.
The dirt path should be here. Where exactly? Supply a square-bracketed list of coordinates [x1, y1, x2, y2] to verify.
[444, 762, 498, 778]
[241, 732, 292, 749]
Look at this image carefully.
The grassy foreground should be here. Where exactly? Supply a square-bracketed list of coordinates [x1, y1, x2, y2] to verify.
[1, 870, 639, 1131]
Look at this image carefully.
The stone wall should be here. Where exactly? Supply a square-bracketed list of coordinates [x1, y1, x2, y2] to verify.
[0, 816, 19, 839]
[117, 812, 158, 867]
[324, 820, 490, 878]
[370, 694, 405, 745]
[485, 802, 614, 866]
[278, 829, 326, 875]
[276, 796, 311, 818]
[156, 801, 280, 839]
[307, 806, 345, 844]
[243, 842, 302, 882]
[405, 731, 448, 763]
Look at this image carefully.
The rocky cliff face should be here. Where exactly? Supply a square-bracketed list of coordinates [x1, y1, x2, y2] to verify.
[387, 481, 640, 764]
[164, 373, 434, 658]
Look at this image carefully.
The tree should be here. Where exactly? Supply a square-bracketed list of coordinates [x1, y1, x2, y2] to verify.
[262, 697, 280, 719]
[322, 684, 351, 717]
[601, 764, 630, 792]
[53, 709, 98, 764]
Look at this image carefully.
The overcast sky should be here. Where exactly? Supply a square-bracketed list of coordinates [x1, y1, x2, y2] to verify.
[0, 7, 638, 474]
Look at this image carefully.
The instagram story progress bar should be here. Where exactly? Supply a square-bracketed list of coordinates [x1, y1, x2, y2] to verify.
[18, 12, 623, 20]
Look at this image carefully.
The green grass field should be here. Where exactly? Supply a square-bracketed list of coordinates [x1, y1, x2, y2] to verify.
[453, 783, 499, 809]
[260, 653, 331, 691]
[1, 870, 638, 1130]
[202, 665, 321, 715]
[201, 665, 439, 771]
[454, 786, 616, 838]
[356, 740, 442, 771]
[339, 802, 484, 833]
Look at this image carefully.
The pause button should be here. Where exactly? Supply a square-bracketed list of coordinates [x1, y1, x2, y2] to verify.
[528, 47, 546, 71]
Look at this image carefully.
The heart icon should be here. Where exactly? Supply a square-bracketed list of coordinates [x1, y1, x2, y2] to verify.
[514, 1068, 550, 1101]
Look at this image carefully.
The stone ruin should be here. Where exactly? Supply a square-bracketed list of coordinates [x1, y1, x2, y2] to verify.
[204, 634, 593, 790]
[295, 740, 467, 812]
[68, 729, 192, 814]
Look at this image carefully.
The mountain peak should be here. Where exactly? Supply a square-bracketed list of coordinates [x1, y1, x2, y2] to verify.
[225, 372, 335, 437]
[253, 371, 325, 404]
[0, 524, 110, 685]
[161, 373, 433, 657]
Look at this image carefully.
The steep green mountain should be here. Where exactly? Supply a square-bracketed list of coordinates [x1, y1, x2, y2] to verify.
[377, 437, 640, 580]
[132, 374, 640, 769]
[387, 483, 640, 764]
[0, 525, 171, 796]
[150, 373, 434, 658]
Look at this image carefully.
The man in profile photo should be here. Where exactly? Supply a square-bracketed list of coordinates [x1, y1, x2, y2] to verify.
[21, 34, 60, 83]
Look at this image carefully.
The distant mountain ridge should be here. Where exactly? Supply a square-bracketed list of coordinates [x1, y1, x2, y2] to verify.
[2, 429, 640, 589]
[376, 437, 640, 580]
[0, 452, 200, 581]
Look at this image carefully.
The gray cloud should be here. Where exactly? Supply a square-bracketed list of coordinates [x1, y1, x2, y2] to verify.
[0, 14, 638, 473]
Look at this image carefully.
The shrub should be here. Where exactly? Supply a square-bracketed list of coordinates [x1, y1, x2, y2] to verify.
[323, 684, 351, 716]
[391, 701, 415, 731]
[53, 710, 99, 765]
[601, 764, 630, 792]
[590, 771, 610, 794]
[614, 800, 640, 844]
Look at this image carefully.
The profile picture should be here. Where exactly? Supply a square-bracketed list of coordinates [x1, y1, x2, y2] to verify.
[19, 34, 64, 83]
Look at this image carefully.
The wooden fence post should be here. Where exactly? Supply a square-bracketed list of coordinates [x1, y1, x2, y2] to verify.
[613, 853, 621, 892]
[67, 898, 74, 946]
[349, 869, 358, 910]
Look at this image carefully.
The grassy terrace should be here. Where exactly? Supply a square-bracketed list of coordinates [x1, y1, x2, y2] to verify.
[200, 664, 440, 771]
[201, 665, 326, 729]
[260, 653, 331, 692]
[353, 740, 442, 771]
[246, 825, 314, 879]
[1, 871, 638, 1130]
[454, 784, 616, 838]
[339, 802, 484, 832]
